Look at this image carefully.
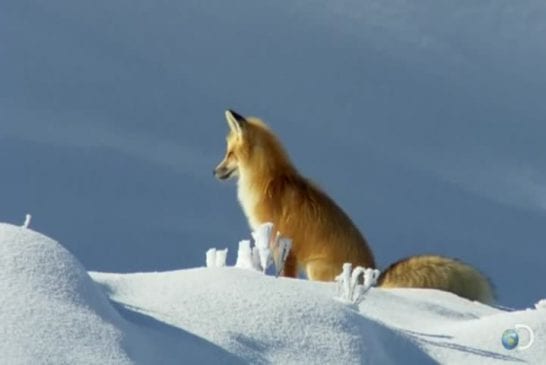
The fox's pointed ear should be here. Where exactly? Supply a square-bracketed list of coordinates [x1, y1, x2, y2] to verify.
[225, 109, 247, 137]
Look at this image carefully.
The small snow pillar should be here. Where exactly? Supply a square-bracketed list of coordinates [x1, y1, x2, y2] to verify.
[238, 240, 262, 271]
[363, 269, 381, 291]
[251, 246, 262, 271]
[22, 214, 32, 229]
[349, 266, 366, 300]
[273, 236, 292, 277]
[352, 267, 381, 305]
[335, 264, 380, 305]
[215, 248, 228, 267]
[206, 248, 217, 268]
[253, 222, 274, 273]
[258, 247, 271, 273]
[235, 240, 254, 269]
[340, 263, 353, 300]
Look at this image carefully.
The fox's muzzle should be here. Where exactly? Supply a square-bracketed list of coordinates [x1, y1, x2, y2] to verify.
[213, 166, 236, 180]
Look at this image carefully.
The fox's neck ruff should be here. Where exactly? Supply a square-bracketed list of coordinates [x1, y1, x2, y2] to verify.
[237, 146, 297, 230]
[237, 171, 262, 230]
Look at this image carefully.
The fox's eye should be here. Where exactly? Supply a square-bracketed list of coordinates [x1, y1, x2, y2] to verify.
[227, 151, 234, 158]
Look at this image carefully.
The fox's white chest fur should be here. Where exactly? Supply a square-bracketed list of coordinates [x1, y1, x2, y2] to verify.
[237, 173, 261, 231]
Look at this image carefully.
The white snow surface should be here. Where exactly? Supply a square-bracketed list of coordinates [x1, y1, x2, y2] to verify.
[1, 223, 544, 364]
[0, 223, 237, 365]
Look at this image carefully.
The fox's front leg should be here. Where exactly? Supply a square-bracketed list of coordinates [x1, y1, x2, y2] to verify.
[282, 252, 298, 278]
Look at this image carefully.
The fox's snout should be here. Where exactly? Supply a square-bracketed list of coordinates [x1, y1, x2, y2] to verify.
[214, 158, 238, 180]
[213, 165, 233, 180]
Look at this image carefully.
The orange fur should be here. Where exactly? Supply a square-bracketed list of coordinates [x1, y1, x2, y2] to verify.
[214, 110, 494, 304]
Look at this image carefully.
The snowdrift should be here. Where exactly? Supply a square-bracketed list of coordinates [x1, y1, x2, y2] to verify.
[91, 268, 434, 364]
[0, 223, 239, 364]
[1, 223, 544, 364]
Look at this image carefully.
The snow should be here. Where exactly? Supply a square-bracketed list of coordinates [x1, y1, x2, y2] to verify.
[253, 223, 275, 273]
[92, 268, 434, 365]
[0, 223, 240, 364]
[2, 223, 544, 364]
[235, 240, 257, 270]
[206, 248, 229, 268]
[335, 263, 380, 306]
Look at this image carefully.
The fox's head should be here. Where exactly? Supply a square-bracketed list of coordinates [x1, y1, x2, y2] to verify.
[214, 109, 291, 181]
[214, 110, 248, 180]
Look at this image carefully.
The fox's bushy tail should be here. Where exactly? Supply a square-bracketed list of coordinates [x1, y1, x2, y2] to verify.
[377, 255, 495, 304]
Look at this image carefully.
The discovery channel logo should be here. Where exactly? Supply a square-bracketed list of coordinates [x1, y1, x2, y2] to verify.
[501, 324, 535, 350]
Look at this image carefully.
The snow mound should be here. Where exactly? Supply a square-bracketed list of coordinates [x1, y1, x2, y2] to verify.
[1, 223, 544, 364]
[92, 267, 546, 364]
[91, 268, 434, 364]
[0, 223, 130, 363]
[0, 223, 238, 365]
[359, 289, 546, 364]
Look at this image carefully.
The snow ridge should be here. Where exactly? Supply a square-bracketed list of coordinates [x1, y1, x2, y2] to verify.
[1, 222, 544, 364]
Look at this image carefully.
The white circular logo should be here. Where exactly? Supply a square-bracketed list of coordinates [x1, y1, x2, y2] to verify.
[513, 324, 534, 350]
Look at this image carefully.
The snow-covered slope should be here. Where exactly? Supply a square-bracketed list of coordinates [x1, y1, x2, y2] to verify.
[0, 223, 240, 364]
[91, 269, 435, 365]
[2, 223, 543, 364]
[93, 270, 546, 365]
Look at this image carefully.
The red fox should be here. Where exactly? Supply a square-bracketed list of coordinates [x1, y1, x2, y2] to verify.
[214, 110, 494, 304]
